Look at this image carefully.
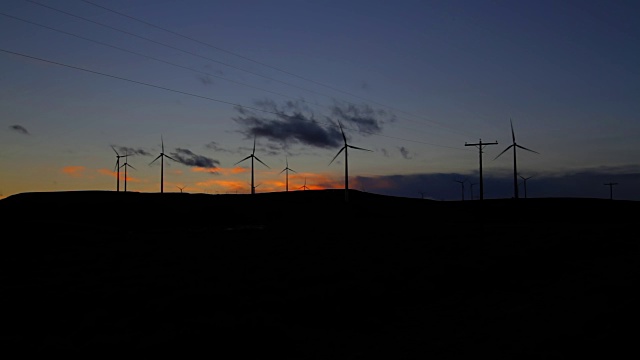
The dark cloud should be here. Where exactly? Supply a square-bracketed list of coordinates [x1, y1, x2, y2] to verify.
[353, 168, 640, 201]
[10, 125, 29, 135]
[233, 100, 342, 149]
[112, 146, 151, 157]
[330, 102, 393, 134]
[398, 146, 412, 159]
[197, 75, 214, 86]
[170, 148, 220, 169]
[233, 99, 394, 150]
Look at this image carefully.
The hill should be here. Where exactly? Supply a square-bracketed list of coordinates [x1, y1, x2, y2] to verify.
[1, 190, 637, 357]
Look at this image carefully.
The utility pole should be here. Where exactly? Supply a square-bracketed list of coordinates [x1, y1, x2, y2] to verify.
[604, 182, 618, 200]
[465, 139, 498, 200]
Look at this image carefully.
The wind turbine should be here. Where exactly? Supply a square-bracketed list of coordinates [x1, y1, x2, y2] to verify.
[149, 135, 179, 194]
[604, 182, 618, 200]
[494, 119, 539, 199]
[176, 185, 187, 193]
[454, 179, 466, 201]
[329, 120, 372, 202]
[111, 145, 126, 192]
[469, 182, 478, 200]
[519, 175, 533, 198]
[298, 177, 310, 191]
[279, 156, 297, 192]
[119, 152, 136, 192]
[234, 136, 270, 195]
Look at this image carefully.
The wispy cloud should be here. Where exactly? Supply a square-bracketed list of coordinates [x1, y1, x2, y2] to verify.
[398, 146, 412, 159]
[9, 124, 30, 135]
[61, 166, 84, 178]
[111, 146, 151, 157]
[205, 141, 233, 153]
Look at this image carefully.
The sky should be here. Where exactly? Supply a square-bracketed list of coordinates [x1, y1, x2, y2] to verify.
[1, 0, 640, 201]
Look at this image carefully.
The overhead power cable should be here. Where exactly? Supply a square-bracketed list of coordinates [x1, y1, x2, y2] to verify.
[23, 0, 473, 137]
[0, 47, 469, 152]
[0, 11, 447, 141]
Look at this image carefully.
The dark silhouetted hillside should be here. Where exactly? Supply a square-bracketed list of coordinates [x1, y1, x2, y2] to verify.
[1, 190, 637, 357]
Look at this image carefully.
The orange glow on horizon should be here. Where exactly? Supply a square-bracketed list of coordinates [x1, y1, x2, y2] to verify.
[62, 166, 85, 177]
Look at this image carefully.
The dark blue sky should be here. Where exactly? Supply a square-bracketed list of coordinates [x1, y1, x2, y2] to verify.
[1, 0, 639, 200]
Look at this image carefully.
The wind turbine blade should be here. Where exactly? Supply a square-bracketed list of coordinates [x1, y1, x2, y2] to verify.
[329, 146, 345, 165]
[254, 156, 270, 168]
[289, 168, 297, 173]
[111, 145, 119, 155]
[165, 154, 180, 162]
[252, 136, 256, 155]
[510, 119, 515, 143]
[338, 121, 347, 144]
[493, 145, 513, 160]
[114, 160, 119, 172]
[347, 145, 373, 152]
[128, 164, 137, 170]
[161, 135, 164, 153]
[234, 155, 252, 165]
[149, 154, 162, 165]
[516, 144, 540, 154]
[279, 168, 286, 174]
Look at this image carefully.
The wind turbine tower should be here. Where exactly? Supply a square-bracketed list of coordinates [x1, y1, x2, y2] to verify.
[234, 136, 270, 195]
[111, 146, 126, 192]
[604, 182, 618, 200]
[329, 120, 372, 202]
[469, 182, 478, 200]
[465, 139, 498, 200]
[519, 175, 533, 198]
[120, 152, 136, 192]
[279, 156, 297, 192]
[494, 119, 539, 199]
[149, 136, 179, 194]
[454, 179, 466, 201]
[298, 177, 310, 191]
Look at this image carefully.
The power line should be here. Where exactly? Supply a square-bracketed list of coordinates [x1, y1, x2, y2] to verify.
[0, 11, 452, 143]
[77, 0, 475, 136]
[22, 0, 474, 138]
[0, 47, 467, 152]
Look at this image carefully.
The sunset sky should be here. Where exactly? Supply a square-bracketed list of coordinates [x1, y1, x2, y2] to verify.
[2, 0, 639, 200]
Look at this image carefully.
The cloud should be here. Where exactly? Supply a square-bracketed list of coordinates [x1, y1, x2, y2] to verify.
[398, 146, 412, 159]
[111, 146, 152, 157]
[205, 141, 233, 153]
[170, 148, 220, 169]
[9, 125, 30, 135]
[61, 166, 85, 178]
[232, 99, 394, 150]
[330, 102, 394, 133]
[351, 167, 640, 201]
[197, 75, 214, 86]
